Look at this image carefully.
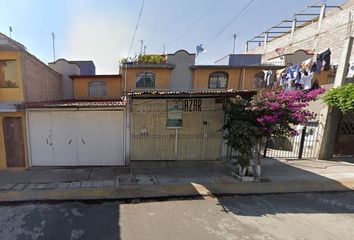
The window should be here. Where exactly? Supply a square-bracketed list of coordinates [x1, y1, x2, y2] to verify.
[0, 60, 18, 88]
[88, 80, 107, 97]
[208, 72, 228, 88]
[136, 72, 155, 88]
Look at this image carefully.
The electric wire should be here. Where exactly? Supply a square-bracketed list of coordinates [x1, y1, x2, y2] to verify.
[168, 0, 224, 46]
[206, 0, 255, 47]
[128, 0, 145, 57]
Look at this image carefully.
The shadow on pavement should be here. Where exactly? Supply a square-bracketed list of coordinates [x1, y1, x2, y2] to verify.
[0, 201, 121, 240]
[215, 192, 354, 217]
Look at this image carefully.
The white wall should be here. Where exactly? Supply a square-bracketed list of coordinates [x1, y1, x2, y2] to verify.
[49, 59, 80, 99]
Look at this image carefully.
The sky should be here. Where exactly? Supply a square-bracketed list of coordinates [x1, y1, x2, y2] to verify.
[0, 0, 346, 74]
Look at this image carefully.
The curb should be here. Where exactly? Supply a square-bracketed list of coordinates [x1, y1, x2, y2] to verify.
[0, 179, 353, 203]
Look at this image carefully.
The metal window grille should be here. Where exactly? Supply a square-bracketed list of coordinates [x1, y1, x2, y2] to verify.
[88, 80, 107, 97]
[136, 72, 155, 88]
[208, 72, 228, 88]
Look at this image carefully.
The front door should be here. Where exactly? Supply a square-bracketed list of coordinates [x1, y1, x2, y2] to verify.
[3, 117, 25, 167]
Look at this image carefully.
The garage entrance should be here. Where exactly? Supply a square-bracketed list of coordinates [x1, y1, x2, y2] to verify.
[28, 110, 125, 166]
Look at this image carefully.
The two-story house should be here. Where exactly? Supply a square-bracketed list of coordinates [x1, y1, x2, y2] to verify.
[24, 72, 127, 167]
[0, 33, 63, 169]
[122, 50, 282, 161]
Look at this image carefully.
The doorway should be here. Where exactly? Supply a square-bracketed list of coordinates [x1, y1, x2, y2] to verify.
[3, 117, 25, 167]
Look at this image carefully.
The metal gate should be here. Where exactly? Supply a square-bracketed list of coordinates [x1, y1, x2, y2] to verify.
[131, 99, 225, 160]
[263, 121, 320, 159]
[334, 112, 354, 155]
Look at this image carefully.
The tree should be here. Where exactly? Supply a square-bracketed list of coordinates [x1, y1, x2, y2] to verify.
[323, 83, 354, 113]
[224, 89, 325, 179]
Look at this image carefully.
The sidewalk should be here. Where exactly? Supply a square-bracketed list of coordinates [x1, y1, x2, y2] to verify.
[0, 158, 354, 202]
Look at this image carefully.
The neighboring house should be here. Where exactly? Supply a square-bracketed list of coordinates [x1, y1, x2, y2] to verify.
[215, 54, 262, 66]
[48, 59, 96, 99]
[0, 33, 63, 170]
[48, 59, 81, 99]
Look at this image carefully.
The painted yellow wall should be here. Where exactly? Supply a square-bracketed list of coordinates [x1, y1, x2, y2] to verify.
[0, 51, 24, 101]
[193, 68, 241, 89]
[193, 67, 278, 90]
[0, 112, 28, 170]
[74, 76, 122, 99]
[123, 68, 171, 91]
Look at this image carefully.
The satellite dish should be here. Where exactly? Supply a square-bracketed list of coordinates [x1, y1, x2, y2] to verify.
[196, 44, 206, 56]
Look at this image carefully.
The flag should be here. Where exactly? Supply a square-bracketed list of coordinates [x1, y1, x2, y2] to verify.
[9, 26, 12, 32]
[196, 44, 206, 56]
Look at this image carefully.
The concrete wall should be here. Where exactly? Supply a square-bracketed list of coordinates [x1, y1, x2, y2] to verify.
[73, 75, 122, 99]
[167, 50, 195, 90]
[247, 1, 354, 64]
[22, 52, 63, 102]
[49, 59, 80, 99]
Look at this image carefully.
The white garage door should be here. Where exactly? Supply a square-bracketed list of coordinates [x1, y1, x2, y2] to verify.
[28, 110, 125, 166]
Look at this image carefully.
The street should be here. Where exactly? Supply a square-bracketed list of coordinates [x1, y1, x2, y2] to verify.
[0, 192, 354, 240]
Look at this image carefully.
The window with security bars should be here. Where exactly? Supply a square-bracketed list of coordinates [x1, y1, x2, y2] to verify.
[88, 80, 107, 97]
[339, 113, 354, 135]
[208, 72, 228, 89]
[136, 72, 155, 88]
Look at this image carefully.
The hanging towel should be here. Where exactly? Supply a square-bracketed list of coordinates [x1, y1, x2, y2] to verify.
[301, 71, 313, 90]
[301, 58, 313, 69]
[286, 64, 300, 81]
[263, 70, 273, 86]
[315, 49, 331, 73]
[321, 49, 331, 71]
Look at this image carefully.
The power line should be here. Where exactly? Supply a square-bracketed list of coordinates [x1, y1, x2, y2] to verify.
[206, 0, 255, 47]
[168, 0, 224, 46]
[128, 0, 145, 56]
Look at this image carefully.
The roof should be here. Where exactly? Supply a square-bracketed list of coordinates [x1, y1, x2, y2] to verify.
[190, 64, 286, 69]
[0, 32, 26, 51]
[0, 102, 22, 112]
[19, 99, 126, 109]
[122, 63, 175, 69]
[126, 89, 257, 99]
[70, 74, 121, 79]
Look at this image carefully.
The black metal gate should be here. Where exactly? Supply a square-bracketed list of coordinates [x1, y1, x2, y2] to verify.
[263, 121, 320, 159]
[334, 112, 354, 155]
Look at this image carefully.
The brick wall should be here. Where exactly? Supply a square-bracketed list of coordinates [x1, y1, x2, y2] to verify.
[21, 52, 63, 102]
[247, 0, 354, 64]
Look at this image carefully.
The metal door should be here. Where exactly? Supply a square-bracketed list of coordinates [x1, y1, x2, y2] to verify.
[28, 112, 54, 166]
[52, 112, 78, 166]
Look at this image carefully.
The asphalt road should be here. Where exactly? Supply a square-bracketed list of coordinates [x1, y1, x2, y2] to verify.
[1, 192, 354, 240]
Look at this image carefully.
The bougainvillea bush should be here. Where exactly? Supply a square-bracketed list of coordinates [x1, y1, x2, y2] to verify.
[224, 88, 325, 170]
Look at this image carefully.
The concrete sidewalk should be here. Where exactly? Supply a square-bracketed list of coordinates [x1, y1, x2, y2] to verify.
[0, 158, 354, 202]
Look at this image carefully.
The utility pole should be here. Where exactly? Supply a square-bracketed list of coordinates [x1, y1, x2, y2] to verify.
[143, 45, 146, 54]
[52, 32, 56, 61]
[233, 34, 237, 54]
